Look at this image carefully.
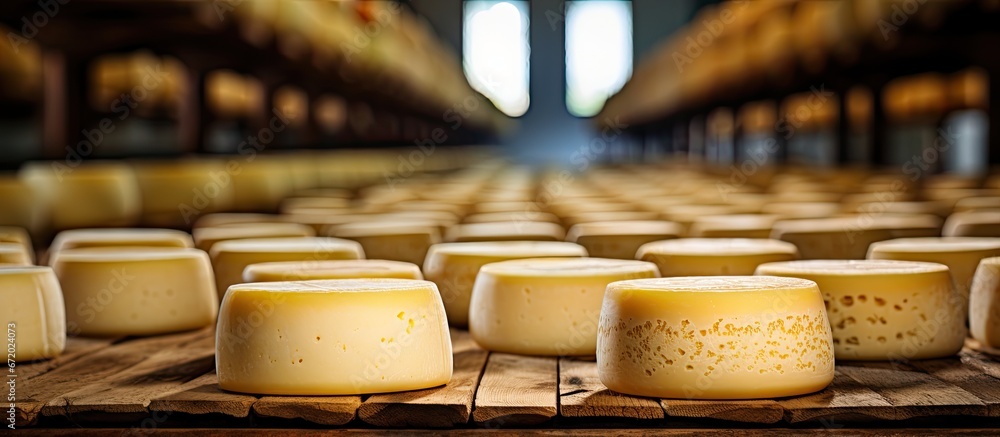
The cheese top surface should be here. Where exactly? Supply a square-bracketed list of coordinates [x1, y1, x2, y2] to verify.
[869, 237, 1000, 254]
[756, 259, 949, 276]
[637, 238, 799, 256]
[426, 241, 588, 259]
[463, 212, 561, 224]
[608, 275, 817, 294]
[331, 221, 440, 237]
[243, 260, 423, 282]
[566, 220, 684, 238]
[209, 237, 362, 256]
[193, 213, 286, 228]
[50, 228, 194, 253]
[0, 243, 31, 265]
[0, 226, 31, 246]
[229, 278, 436, 294]
[479, 257, 660, 278]
[51, 247, 207, 263]
[446, 222, 565, 242]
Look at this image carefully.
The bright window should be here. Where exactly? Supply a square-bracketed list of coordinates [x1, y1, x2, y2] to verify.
[463, 1, 530, 117]
[565, 1, 632, 117]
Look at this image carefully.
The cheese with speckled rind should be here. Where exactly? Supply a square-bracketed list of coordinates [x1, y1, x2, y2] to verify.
[210, 237, 364, 297]
[0, 267, 65, 360]
[771, 218, 894, 259]
[868, 237, 1000, 301]
[597, 276, 834, 399]
[49, 228, 193, 262]
[469, 258, 659, 356]
[445, 222, 565, 243]
[327, 221, 440, 265]
[216, 279, 453, 395]
[756, 260, 966, 360]
[243, 259, 422, 282]
[566, 221, 683, 259]
[423, 241, 588, 327]
[971, 257, 1000, 348]
[637, 238, 799, 276]
[193, 223, 315, 252]
[52, 248, 218, 336]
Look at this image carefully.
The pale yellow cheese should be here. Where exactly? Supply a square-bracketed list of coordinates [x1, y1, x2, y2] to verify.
[210, 237, 364, 297]
[771, 218, 895, 259]
[597, 276, 834, 399]
[0, 178, 45, 238]
[562, 211, 660, 228]
[954, 196, 1000, 213]
[20, 161, 141, 230]
[469, 258, 659, 356]
[868, 237, 1000, 301]
[132, 160, 235, 227]
[327, 221, 440, 265]
[637, 238, 799, 276]
[0, 243, 32, 265]
[756, 260, 966, 360]
[0, 266, 65, 360]
[944, 211, 1000, 237]
[689, 214, 780, 239]
[49, 228, 194, 261]
[243, 259, 422, 282]
[445, 222, 565, 243]
[279, 197, 351, 213]
[193, 213, 287, 229]
[761, 202, 842, 219]
[566, 220, 683, 259]
[423, 241, 588, 327]
[216, 279, 452, 395]
[52, 248, 218, 336]
[970, 257, 1000, 348]
[463, 211, 562, 225]
[0, 226, 33, 262]
[193, 223, 315, 252]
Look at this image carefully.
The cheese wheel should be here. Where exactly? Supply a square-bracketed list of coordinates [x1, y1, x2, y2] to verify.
[689, 214, 780, 239]
[243, 259, 422, 282]
[756, 260, 965, 360]
[562, 211, 660, 228]
[0, 243, 32, 265]
[0, 266, 65, 360]
[132, 160, 235, 227]
[944, 211, 1000, 237]
[20, 162, 141, 230]
[216, 279, 452, 395]
[637, 238, 799, 276]
[971, 257, 1000, 348]
[445, 222, 565, 242]
[469, 258, 658, 356]
[327, 221, 440, 265]
[761, 202, 842, 219]
[0, 178, 44, 238]
[868, 237, 1000, 302]
[597, 276, 835, 399]
[954, 196, 1000, 213]
[193, 213, 287, 229]
[193, 223, 315, 252]
[49, 228, 194, 261]
[52, 248, 218, 336]
[423, 241, 588, 327]
[463, 211, 562, 225]
[210, 237, 364, 297]
[566, 220, 683, 259]
[771, 218, 894, 259]
[0, 226, 33, 260]
[279, 197, 351, 213]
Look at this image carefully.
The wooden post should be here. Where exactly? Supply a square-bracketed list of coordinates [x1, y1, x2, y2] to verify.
[178, 66, 207, 153]
[41, 51, 87, 160]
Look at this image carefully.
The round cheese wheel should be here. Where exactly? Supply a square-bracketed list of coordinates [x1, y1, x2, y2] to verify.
[243, 259, 422, 282]
[445, 222, 565, 243]
[193, 223, 315, 252]
[49, 228, 194, 262]
[566, 220, 683, 260]
[771, 218, 894, 259]
[328, 221, 440, 265]
[971, 257, 1000, 348]
[0, 266, 65, 360]
[637, 238, 799, 276]
[597, 276, 834, 399]
[868, 237, 1000, 301]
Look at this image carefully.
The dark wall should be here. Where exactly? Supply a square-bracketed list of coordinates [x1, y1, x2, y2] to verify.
[410, 0, 694, 165]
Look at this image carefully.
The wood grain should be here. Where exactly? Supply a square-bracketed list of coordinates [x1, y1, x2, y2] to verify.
[16, 336, 121, 381]
[358, 329, 489, 427]
[472, 353, 558, 426]
[838, 361, 988, 419]
[661, 399, 784, 424]
[778, 370, 895, 423]
[558, 358, 663, 419]
[149, 371, 258, 418]
[253, 396, 361, 426]
[907, 358, 1000, 416]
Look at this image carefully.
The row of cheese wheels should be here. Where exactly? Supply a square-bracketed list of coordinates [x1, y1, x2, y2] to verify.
[4, 220, 1000, 399]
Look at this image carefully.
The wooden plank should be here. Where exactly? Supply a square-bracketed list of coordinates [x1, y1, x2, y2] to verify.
[252, 396, 361, 426]
[661, 399, 783, 424]
[49, 329, 216, 416]
[358, 329, 489, 427]
[558, 358, 663, 419]
[14, 328, 212, 425]
[17, 428, 1000, 436]
[16, 336, 121, 381]
[778, 370, 896, 423]
[908, 357, 1000, 416]
[150, 371, 258, 418]
[838, 362, 988, 419]
[472, 353, 558, 426]
[960, 347, 1000, 380]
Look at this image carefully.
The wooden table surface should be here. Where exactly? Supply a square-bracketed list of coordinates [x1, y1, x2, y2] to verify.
[9, 327, 1000, 432]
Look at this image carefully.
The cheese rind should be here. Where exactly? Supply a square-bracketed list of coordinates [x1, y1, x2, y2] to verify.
[0, 243, 32, 265]
[243, 259, 422, 282]
[445, 222, 565, 242]
[867, 237, 1000, 302]
[52, 248, 218, 336]
[0, 267, 65, 360]
[756, 259, 966, 360]
[193, 223, 315, 252]
[597, 276, 834, 399]
[49, 228, 194, 261]
[328, 221, 440, 265]
[637, 238, 799, 276]
[566, 220, 683, 259]
[210, 237, 365, 297]
[423, 241, 588, 327]
[970, 257, 1000, 348]
[771, 218, 894, 259]
[0, 226, 34, 263]
[216, 279, 453, 395]
[469, 258, 659, 356]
